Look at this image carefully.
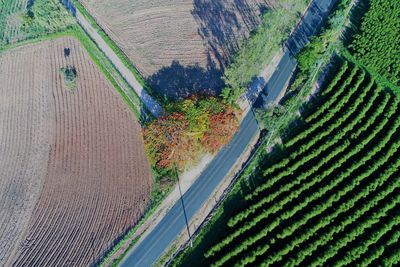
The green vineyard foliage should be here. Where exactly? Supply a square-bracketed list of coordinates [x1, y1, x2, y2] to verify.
[204, 61, 400, 267]
[349, 0, 400, 86]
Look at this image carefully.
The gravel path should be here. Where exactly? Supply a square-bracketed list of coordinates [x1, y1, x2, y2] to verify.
[67, 3, 163, 117]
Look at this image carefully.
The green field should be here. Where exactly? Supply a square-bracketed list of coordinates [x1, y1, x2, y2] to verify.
[0, 0, 74, 46]
[175, 58, 400, 267]
[173, 0, 400, 265]
[0, 0, 26, 44]
[349, 0, 400, 86]
[209, 60, 400, 266]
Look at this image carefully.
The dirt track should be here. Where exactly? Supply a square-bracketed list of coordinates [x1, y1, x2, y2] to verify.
[79, 0, 270, 98]
[0, 37, 152, 266]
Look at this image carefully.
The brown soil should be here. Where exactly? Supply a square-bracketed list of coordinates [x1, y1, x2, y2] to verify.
[0, 37, 152, 266]
[79, 0, 272, 98]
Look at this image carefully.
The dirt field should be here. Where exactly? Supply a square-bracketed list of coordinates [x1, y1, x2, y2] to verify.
[0, 37, 152, 266]
[79, 0, 272, 99]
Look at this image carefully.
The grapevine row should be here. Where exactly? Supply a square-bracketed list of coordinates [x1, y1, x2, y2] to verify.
[262, 79, 378, 179]
[289, 157, 400, 267]
[230, 82, 380, 228]
[286, 68, 361, 147]
[210, 114, 400, 266]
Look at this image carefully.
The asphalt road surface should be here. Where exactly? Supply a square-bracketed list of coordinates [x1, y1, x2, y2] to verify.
[119, 0, 338, 264]
[120, 48, 297, 267]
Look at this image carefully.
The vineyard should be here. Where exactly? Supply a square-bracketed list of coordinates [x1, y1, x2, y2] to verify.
[176, 59, 400, 267]
[349, 0, 400, 86]
[0, 37, 152, 266]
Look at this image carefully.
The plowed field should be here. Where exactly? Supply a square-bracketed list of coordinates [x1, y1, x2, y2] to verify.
[0, 37, 152, 266]
[79, 0, 270, 97]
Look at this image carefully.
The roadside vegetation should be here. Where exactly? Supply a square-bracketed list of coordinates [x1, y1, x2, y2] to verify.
[221, 0, 309, 104]
[191, 60, 400, 267]
[144, 97, 239, 171]
[173, 0, 400, 266]
[258, 0, 355, 132]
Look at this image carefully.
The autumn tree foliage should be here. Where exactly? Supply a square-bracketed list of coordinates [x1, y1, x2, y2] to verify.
[143, 97, 240, 170]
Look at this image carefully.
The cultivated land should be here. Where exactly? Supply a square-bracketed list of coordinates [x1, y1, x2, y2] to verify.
[0, 37, 152, 266]
[176, 59, 400, 267]
[173, 0, 400, 265]
[78, 0, 271, 98]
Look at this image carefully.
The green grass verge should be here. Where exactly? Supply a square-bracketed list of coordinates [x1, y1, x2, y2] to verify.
[98, 178, 175, 267]
[70, 0, 164, 104]
[0, 25, 148, 123]
[70, 26, 147, 122]
[1, 24, 171, 266]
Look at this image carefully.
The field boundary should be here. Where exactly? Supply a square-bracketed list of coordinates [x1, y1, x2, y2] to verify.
[61, 0, 164, 116]
[1, 26, 149, 122]
[342, 49, 400, 96]
[68, 0, 150, 92]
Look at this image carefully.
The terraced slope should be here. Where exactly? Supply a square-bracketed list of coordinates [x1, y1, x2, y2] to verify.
[0, 37, 152, 266]
[201, 61, 400, 267]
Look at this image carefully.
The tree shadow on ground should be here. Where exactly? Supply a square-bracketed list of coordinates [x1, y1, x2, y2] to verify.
[147, 56, 225, 101]
[192, 0, 271, 67]
[148, 1, 272, 101]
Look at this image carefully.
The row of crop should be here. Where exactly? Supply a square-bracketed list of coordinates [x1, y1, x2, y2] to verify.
[335, 212, 400, 267]
[304, 67, 362, 124]
[208, 111, 400, 266]
[288, 72, 368, 158]
[208, 136, 354, 261]
[261, 75, 374, 180]
[382, 246, 400, 267]
[245, 135, 400, 267]
[1, 0, 75, 46]
[304, 157, 400, 267]
[0, 0, 26, 44]
[290, 157, 400, 267]
[207, 97, 400, 266]
[357, 228, 400, 266]
[320, 61, 349, 97]
[232, 149, 399, 267]
[285, 67, 360, 147]
[228, 80, 378, 228]
[250, 75, 370, 201]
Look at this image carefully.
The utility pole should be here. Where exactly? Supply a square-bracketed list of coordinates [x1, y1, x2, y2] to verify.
[174, 163, 193, 247]
[244, 91, 261, 131]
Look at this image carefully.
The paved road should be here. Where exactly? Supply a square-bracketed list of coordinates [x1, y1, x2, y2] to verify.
[119, 0, 338, 265]
[62, 0, 163, 117]
[120, 110, 259, 267]
[120, 51, 296, 267]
